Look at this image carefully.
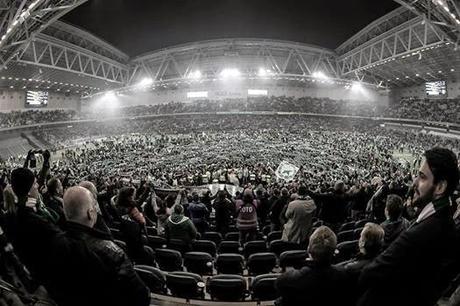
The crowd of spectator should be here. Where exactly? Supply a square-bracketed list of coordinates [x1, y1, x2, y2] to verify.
[0, 106, 460, 305]
[0, 110, 76, 129]
[2, 96, 460, 130]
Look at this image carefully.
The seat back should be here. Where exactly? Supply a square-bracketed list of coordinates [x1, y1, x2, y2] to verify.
[269, 239, 302, 257]
[168, 238, 189, 254]
[202, 232, 223, 245]
[243, 240, 268, 258]
[338, 221, 355, 232]
[337, 229, 355, 243]
[147, 235, 167, 250]
[215, 254, 244, 275]
[267, 231, 282, 243]
[208, 274, 247, 301]
[279, 250, 308, 270]
[184, 252, 213, 275]
[218, 241, 241, 254]
[353, 227, 364, 240]
[146, 226, 157, 236]
[166, 271, 204, 299]
[224, 231, 240, 241]
[262, 225, 271, 235]
[134, 265, 167, 294]
[355, 219, 372, 228]
[251, 273, 280, 301]
[192, 240, 217, 257]
[247, 252, 277, 275]
[334, 240, 359, 263]
[155, 248, 183, 272]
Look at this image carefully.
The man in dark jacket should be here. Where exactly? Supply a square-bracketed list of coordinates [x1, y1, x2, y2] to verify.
[358, 147, 460, 306]
[270, 188, 290, 231]
[4, 168, 62, 292]
[308, 181, 352, 230]
[276, 226, 352, 306]
[59, 186, 150, 306]
[187, 192, 208, 234]
[213, 190, 235, 235]
[380, 194, 410, 249]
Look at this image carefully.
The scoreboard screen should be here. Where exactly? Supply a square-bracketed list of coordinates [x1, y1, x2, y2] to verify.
[25, 90, 49, 107]
[425, 81, 447, 96]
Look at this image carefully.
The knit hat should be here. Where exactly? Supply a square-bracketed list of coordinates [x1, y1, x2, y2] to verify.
[11, 168, 35, 198]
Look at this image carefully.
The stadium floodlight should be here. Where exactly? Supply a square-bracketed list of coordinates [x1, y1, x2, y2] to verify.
[188, 70, 202, 79]
[312, 71, 328, 80]
[103, 91, 117, 100]
[258, 68, 273, 77]
[220, 68, 241, 79]
[137, 77, 153, 87]
[351, 82, 363, 91]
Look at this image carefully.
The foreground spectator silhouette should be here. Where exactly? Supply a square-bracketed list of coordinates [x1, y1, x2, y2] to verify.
[358, 147, 460, 306]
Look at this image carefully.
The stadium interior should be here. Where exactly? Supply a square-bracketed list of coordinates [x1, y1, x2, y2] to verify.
[1, 0, 460, 305]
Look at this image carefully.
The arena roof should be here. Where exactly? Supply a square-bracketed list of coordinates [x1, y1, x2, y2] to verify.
[0, 1, 459, 96]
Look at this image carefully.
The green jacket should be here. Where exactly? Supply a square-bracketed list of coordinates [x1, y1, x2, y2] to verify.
[164, 213, 197, 246]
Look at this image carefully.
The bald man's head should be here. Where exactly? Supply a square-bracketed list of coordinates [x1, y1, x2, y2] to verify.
[63, 186, 97, 227]
[79, 181, 98, 198]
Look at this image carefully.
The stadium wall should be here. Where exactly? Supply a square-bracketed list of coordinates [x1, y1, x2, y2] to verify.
[0, 90, 81, 112]
[390, 80, 460, 102]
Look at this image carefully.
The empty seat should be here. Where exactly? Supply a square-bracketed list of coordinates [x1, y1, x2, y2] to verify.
[192, 240, 217, 257]
[337, 229, 355, 243]
[247, 252, 277, 275]
[269, 239, 302, 257]
[215, 253, 244, 275]
[202, 232, 222, 245]
[334, 240, 359, 263]
[166, 271, 205, 299]
[155, 248, 183, 272]
[338, 221, 355, 232]
[279, 250, 308, 271]
[224, 232, 240, 241]
[243, 240, 267, 258]
[168, 239, 190, 254]
[207, 274, 248, 301]
[267, 231, 282, 243]
[251, 273, 280, 301]
[184, 252, 213, 275]
[218, 241, 241, 254]
[134, 265, 167, 294]
[147, 235, 167, 250]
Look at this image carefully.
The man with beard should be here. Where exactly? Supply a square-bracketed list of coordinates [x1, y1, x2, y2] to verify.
[358, 147, 459, 306]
